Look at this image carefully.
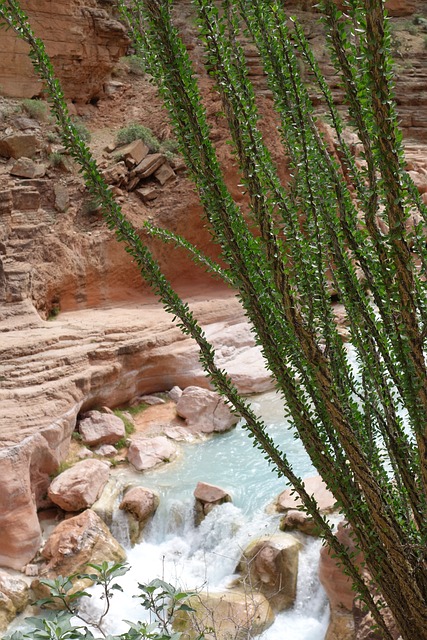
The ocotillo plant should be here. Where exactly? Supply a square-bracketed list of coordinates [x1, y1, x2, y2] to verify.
[1, 0, 427, 637]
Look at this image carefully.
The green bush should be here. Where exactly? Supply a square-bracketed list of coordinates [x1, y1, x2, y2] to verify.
[71, 117, 91, 143]
[46, 130, 60, 143]
[116, 122, 160, 151]
[113, 408, 136, 434]
[160, 138, 180, 160]
[126, 54, 146, 76]
[21, 98, 48, 121]
[3, 563, 196, 640]
[48, 151, 64, 168]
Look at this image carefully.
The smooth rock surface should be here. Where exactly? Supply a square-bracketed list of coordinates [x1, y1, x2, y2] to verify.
[275, 476, 336, 514]
[48, 459, 110, 511]
[0, 433, 59, 569]
[78, 410, 125, 447]
[176, 386, 239, 434]
[127, 435, 177, 471]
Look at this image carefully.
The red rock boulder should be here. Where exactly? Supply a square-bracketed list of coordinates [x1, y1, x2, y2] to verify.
[78, 410, 125, 447]
[48, 459, 110, 511]
[176, 386, 239, 434]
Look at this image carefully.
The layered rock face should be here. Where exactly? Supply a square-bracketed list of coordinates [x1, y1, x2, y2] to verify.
[0, 0, 128, 101]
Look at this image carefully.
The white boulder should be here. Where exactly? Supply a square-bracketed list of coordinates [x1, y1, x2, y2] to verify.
[176, 386, 239, 434]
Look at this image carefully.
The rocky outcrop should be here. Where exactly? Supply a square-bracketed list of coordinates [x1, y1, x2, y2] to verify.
[0, 1, 129, 102]
[0, 292, 271, 569]
[173, 590, 275, 640]
[235, 534, 301, 613]
[176, 386, 239, 434]
[0, 432, 60, 570]
[48, 459, 110, 511]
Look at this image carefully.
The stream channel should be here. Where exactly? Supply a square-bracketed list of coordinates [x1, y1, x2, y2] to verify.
[83, 390, 330, 639]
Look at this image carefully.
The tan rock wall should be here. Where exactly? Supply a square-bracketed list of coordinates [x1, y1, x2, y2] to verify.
[0, 1, 128, 102]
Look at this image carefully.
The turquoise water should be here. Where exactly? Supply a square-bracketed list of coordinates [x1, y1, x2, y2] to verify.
[90, 391, 328, 640]
[10, 391, 328, 640]
[116, 390, 316, 519]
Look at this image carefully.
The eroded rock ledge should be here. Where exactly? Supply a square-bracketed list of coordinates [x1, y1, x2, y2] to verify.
[0, 291, 272, 569]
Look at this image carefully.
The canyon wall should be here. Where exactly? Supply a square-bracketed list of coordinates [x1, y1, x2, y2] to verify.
[0, 0, 129, 102]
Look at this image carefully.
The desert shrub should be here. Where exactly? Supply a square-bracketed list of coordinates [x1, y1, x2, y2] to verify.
[71, 116, 91, 143]
[113, 408, 136, 435]
[21, 98, 48, 121]
[48, 151, 64, 168]
[116, 122, 160, 151]
[126, 54, 146, 76]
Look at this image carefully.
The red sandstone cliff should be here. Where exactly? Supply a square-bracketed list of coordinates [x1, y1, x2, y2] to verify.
[0, 0, 129, 102]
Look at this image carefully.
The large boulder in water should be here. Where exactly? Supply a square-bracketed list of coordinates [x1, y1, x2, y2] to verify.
[119, 486, 159, 523]
[275, 476, 336, 514]
[235, 533, 301, 613]
[193, 481, 232, 525]
[48, 459, 110, 511]
[32, 509, 125, 600]
[173, 590, 275, 640]
[176, 386, 239, 434]
[119, 486, 160, 543]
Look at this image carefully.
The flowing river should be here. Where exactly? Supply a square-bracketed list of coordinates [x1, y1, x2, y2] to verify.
[83, 391, 330, 639]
